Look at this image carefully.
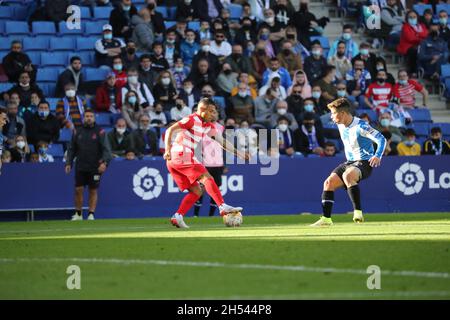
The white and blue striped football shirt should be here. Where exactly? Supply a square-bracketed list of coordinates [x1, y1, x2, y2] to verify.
[338, 117, 386, 161]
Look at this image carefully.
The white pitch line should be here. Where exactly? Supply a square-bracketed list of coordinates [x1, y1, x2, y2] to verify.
[0, 257, 449, 280]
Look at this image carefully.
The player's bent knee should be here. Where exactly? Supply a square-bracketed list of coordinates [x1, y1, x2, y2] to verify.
[343, 169, 359, 185]
[324, 176, 337, 191]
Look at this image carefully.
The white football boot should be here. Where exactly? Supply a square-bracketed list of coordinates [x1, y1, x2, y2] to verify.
[87, 213, 95, 221]
[219, 204, 243, 217]
[170, 213, 189, 229]
[310, 216, 333, 227]
[353, 210, 364, 223]
[71, 213, 83, 221]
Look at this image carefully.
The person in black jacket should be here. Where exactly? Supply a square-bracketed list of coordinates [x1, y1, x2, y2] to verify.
[176, 0, 195, 21]
[109, 0, 138, 40]
[130, 113, 158, 157]
[293, 112, 325, 156]
[5, 72, 45, 107]
[192, 0, 223, 22]
[45, 0, 70, 26]
[65, 109, 112, 221]
[56, 56, 84, 98]
[107, 118, 134, 157]
[2, 40, 37, 84]
[26, 101, 60, 147]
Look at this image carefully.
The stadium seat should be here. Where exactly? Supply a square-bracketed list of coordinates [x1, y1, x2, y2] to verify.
[84, 67, 110, 81]
[32, 21, 57, 35]
[409, 122, 430, 137]
[76, 37, 98, 51]
[0, 7, 14, 20]
[95, 113, 112, 126]
[188, 21, 200, 32]
[39, 83, 57, 97]
[0, 51, 8, 62]
[59, 128, 73, 142]
[80, 6, 92, 20]
[213, 96, 226, 109]
[27, 52, 41, 65]
[93, 7, 113, 20]
[23, 37, 49, 52]
[68, 52, 93, 67]
[155, 6, 169, 18]
[46, 98, 60, 112]
[408, 109, 432, 123]
[58, 21, 84, 37]
[50, 37, 75, 51]
[84, 21, 104, 35]
[36, 68, 60, 83]
[0, 39, 11, 51]
[436, 4, 450, 15]
[0, 82, 14, 93]
[41, 52, 68, 67]
[228, 4, 243, 20]
[440, 64, 450, 80]
[432, 123, 450, 135]
[5, 21, 29, 36]
[0, 20, 5, 35]
[164, 21, 176, 29]
[47, 144, 64, 157]
[168, 7, 177, 20]
[12, 5, 28, 20]
[413, 4, 433, 16]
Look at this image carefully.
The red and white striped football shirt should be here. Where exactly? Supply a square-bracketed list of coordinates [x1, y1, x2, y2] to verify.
[394, 80, 423, 108]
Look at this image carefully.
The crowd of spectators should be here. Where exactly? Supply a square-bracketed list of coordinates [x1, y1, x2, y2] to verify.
[0, 0, 449, 166]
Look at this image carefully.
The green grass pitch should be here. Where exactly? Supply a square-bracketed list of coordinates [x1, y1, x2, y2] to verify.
[0, 213, 449, 299]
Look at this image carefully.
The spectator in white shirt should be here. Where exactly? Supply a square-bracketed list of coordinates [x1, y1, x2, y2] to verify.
[121, 67, 155, 110]
[37, 141, 54, 163]
[170, 97, 192, 121]
[209, 30, 232, 63]
[148, 101, 167, 128]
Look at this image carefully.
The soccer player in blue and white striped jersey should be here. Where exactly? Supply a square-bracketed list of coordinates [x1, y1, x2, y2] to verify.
[311, 98, 387, 226]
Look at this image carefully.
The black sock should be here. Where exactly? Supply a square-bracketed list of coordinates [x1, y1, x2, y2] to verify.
[88, 211, 95, 216]
[75, 210, 81, 216]
[322, 191, 334, 218]
[209, 201, 217, 216]
[194, 196, 203, 216]
[347, 185, 361, 211]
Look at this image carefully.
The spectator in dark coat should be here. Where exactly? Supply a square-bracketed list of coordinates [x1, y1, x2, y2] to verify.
[138, 54, 158, 90]
[188, 58, 217, 90]
[130, 114, 158, 157]
[147, 0, 166, 38]
[107, 118, 134, 157]
[56, 56, 84, 98]
[293, 112, 326, 156]
[109, 0, 138, 40]
[2, 40, 37, 84]
[26, 101, 60, 147]
[303, 41, 327, 84]
[2, 102, 26, 147]
[176, 0, 195, 21]
[45, 0, 70, 25]
[192, 0, 223, 22]
[6, 72, 45, 107]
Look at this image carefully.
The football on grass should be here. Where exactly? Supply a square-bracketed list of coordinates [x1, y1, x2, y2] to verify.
[223, 212, 243, 227]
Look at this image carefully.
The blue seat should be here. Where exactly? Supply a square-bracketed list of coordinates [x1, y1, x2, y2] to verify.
[41, 52, 68, 66]
[26, 52, 41, 65]
[76, 37, 98, 51]
[80, 6, 92, 20]
[310, 36, 330, 49]
[413, 4, 433, 16]
[440, 64, 450, 80]
[58, 21, 84, 36]
[84, 21, 104, 36]
[95, 113, 112, 126]
[436, 4, 450, 15]
[188, 21, 200, 32]
[0, 38, 12, 51]
[59, 128, 73, 142]
[164, 21, 176, 29]
[409, 109, 432, 123]
[23, 37, 49, 52]
[68, 52, 93, 66]
[46, 97, 60, 112]
[432, 123, 450, 135]
[84, 67, 110, 81]
[32, 21, 57, 35]
[155, 6, 168, 19]
[93, 7, 113, 20]
[356, 109, 377, 122]
[0, 82, 14, 93]
[410, 122, 430, 137]
[0, 50, 8, 61]
[0, 7, 14, 20]
[12, 4, 28, 20]
[213, 96, 225, 109]
[38, 83, 57, 97]
[168, 7, 177, 20]
[36, 68, 59, 82]
[5, 21, 29, 35]
[0, 20, 5, 35]
[50, 37, 75, 51]
[47, 144, 64, 157]
[228, 4, 243, 20]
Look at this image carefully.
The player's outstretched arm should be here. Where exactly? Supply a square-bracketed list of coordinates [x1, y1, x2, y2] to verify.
[212, 133, 249, 160]
[163, 122, 182, 160]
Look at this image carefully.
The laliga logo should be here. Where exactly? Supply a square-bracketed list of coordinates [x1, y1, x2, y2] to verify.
[395, 162, 450, 196]
[395, 163, 425, 195]
[133, 167, 164, 200]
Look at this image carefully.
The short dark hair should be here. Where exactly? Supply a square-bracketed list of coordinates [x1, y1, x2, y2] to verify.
[70, 56, 81, 64]
[324, 141, 336, 148]
[343, 24, 353, 31]
[84, 108, 95, 115]
[277, 115, 290, 124]
[140, 53, 152, 61]
[405, 128, 416, 137]
[303, 112, 315, 121]
[431, 127, 442, 135]
[327, 97, 352, 113]
[311, 40, 321, 47]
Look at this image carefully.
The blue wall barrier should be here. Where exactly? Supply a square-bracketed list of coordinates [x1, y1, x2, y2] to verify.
[0, 156, 449, 218]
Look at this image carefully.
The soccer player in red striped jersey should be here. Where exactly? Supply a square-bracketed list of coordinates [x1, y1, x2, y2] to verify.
[394, 69, 429, 108]
[163, 98, 249, 228]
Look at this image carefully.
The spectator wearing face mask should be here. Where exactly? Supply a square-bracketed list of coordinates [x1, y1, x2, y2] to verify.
[418, 23, 449, 80]
[346, 58, 372, 104]
[56, 83, 87, 130]
[122, 68, 154, 110]
[303, 41, 328, 84]
[217, 63, 239, 96]
[179, 79, 201, 109]
[95, 24, 126, 67]
[122, 91, 144, 130]
[271, 100, 298, 131]
[254, 87, 278, 128]
[96, 72, 123, 113]
[397, 128, 421, 156]
[148, 102, 168, 128]
[181, 29, 201, 67]
[56, 56, 84, 98]
[10, 135, 31, 163]
[225, 44, 255, 77]
[328, 41, 353, 81]
[394, 69, 428, 108]
[193, 39, 221, 76]
[286, 84, 304, 122]
[131, 8, 155, 53]
[259, 74, 287, 100]
[365, 69, 399, 112]
[27, 101, 60, 147]
[111, 56, 128, 88]
[276, 116, 296, 156]
[107, 118, 134, 158]
[293, 112, 325, 156]
[36, 140, 54, 163]
[259, 8, 286, 42]
[234, 17, 257, 50]
[351, 43, 378, 79]
[131, 114, 159, 156]
[328, 24, 359, 61]
[164, 30, 181, 68]
[209, 30, 232, 64]
[310, 85, 329, 116]
[121, 40, 140, 70]
[109, 0, 138, 40]
[138, 54, 157, 91]
[287, 70, 312, 99]
[2, 102, 26, 148]
[229, 82, 254, 123]
[235, 119, 258, 158]
[422, 127, 450, 155]
[5, 72, 44, 107]
[375, 111, 404, 144]
[314, 65, 338, 103]
[262, 58, 292, 90]
[153, 71, 178, 111]
[177, 0, 195, 21]
[170, 98, 192, 121]
[171, 57, 189, 90]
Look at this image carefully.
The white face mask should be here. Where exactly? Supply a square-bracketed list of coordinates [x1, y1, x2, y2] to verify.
[238, 91, 247, 98]
[66, 89, 76, 98]
[277, 108, 287, 115]
[19, 82, 29, 88]
[162, 78, 171, 85]
[184, 87, 193, 94]
[16, 141, 26, 149]
[202, 45, 210, 52]
[116, 128, 126, 135]
[265, 17, 275, 24]
[128, 76, 139, 85]
[278, 124, 288, 132]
